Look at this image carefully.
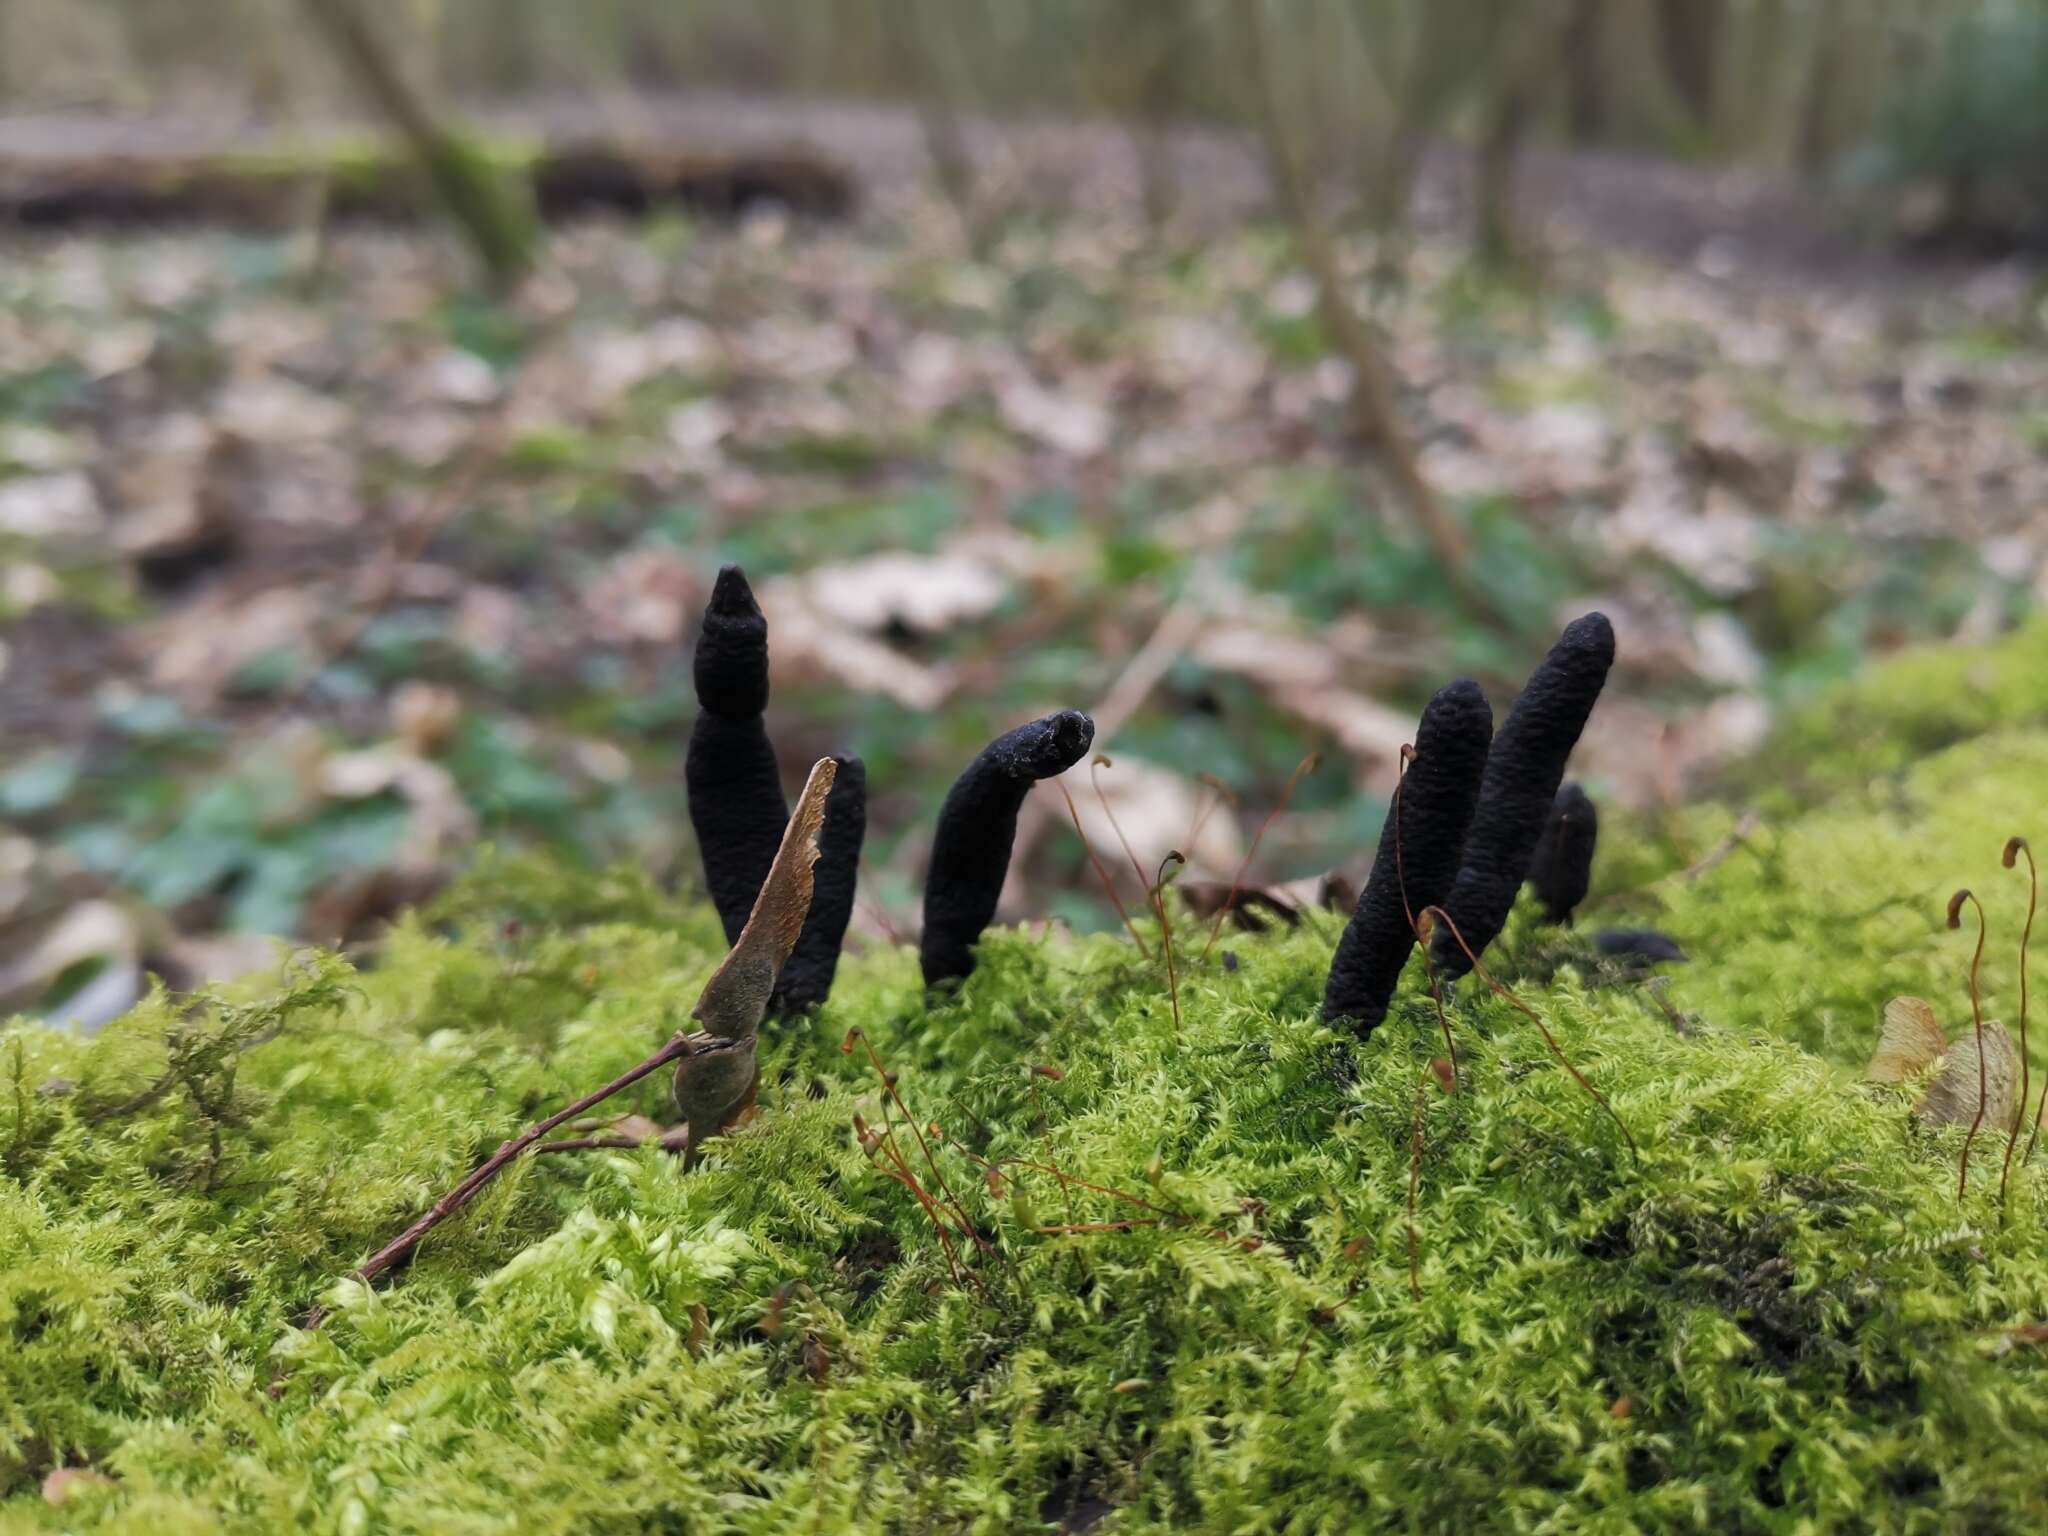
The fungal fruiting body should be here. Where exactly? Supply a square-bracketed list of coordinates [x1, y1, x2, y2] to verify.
[1590, 928, 1687, 964]
[686, 566, 869, 1014]
[1526, 782, 1597, 926]
[920, 709, 1096, 988]
[687, 566, 790, 947]
[1430, 613, 1615, 982]
[1322, 679, 1493, 1036]
[772, 754, 867, 1015]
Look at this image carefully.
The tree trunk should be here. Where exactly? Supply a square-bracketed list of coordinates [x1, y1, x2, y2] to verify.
[1563, 0, 1611, 144]
[1474, 81, 1534, 271]
[1231, 0, 1509, 631]
[1795, 0, 1847, 183]
[881, 0, 985, 255]
[1654, 0, 1725, 130]
[298, 0, 537, 289]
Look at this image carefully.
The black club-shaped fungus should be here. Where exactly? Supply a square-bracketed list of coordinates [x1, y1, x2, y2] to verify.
[687, 567, 869, 1015]
[772, 754, 867, 1015]
[1591, 928, 1687, 964]
[1322, 679, 1493, 1037]
[687, 566, 790, 947]
[1526, 781, 1597, 926]
[920, 709, 1095, 988]
[1430, 612, 1615, 981]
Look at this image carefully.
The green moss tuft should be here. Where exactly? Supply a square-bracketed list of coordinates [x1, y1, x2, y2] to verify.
[11, 651, 2048, 1529]
[1736, 612, 2048, 812]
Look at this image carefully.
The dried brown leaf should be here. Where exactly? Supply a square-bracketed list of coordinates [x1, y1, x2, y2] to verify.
[694, 757, 837, 1039]
[1865, 997, 1946, 1084]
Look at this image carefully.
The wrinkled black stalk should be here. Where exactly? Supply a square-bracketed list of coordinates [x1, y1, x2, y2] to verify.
[1323, 679, 1493, 1036]
[921, 710, 1095, 988]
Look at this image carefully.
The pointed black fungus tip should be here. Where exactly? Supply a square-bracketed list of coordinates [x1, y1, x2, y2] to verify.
[1036, 709, 1095, 773]
[707, 563, 764, 620]
[1560, 611, 1616, 663]
[1431, 677, 1493, 736]
[694, 564, 771, 719]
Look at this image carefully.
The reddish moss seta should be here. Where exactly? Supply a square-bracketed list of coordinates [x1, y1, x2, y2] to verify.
[1431, 613, 1614, 981]
[920, 709, 1095, 988]
[1322, 679, 1493, 1036]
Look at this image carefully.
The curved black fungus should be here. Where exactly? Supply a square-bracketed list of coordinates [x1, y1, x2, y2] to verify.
[1591, 928, 1688, 964]
[1526, 782, 1598, 926]
[1431, 612, 1615, 982]
[920, 709, 1096, 988]
[1322, 679, 1493, 1038]
[772, 755, 868, 1015]
[687, 566, 791, 947]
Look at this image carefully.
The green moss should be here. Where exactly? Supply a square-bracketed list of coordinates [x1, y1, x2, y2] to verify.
[6, 791, 2048, 1530]
[11, 637, 2048, 1528]
[1736, 611, 2048, 812]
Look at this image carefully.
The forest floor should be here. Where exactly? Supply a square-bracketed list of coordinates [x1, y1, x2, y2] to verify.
[1, 93, 2045, 1025]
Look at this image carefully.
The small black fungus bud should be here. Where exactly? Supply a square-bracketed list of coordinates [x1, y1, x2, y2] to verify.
[687, 565, 791, 948]
[1322, 679, 1493, 1037]
[1526, 782, 1598, 926]
[1589, 928, 1687, 964]
[772, 755, 868, 1015]
[1432, 613, 1614, 982]
[920, 709, 1096, 988]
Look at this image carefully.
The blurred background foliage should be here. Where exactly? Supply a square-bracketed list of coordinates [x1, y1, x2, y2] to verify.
[1, 0, 2045, 247]
[0, 0, 2044, 1025]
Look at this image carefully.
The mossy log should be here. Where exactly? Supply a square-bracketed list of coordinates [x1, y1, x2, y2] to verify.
[0, 141, 854, 231]
[6, 636, 2048, 1529]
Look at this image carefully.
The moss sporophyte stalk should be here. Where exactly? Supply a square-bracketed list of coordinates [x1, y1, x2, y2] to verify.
[7, 603, 2048, 1531]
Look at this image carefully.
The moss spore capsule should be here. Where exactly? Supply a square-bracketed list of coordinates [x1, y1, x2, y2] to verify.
[921, 709, 1095, 988]
[687, 565, 791, 947]
[1322, 679, 1493, 1036]
[773, 754, 867, 1015]
[1431, 612, 1615, 981]
[1526, 782, 1597, 926]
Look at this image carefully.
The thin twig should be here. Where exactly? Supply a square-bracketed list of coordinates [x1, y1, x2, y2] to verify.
[535, 1134, 651, 1154]
[332, 1031, 693, 1308]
